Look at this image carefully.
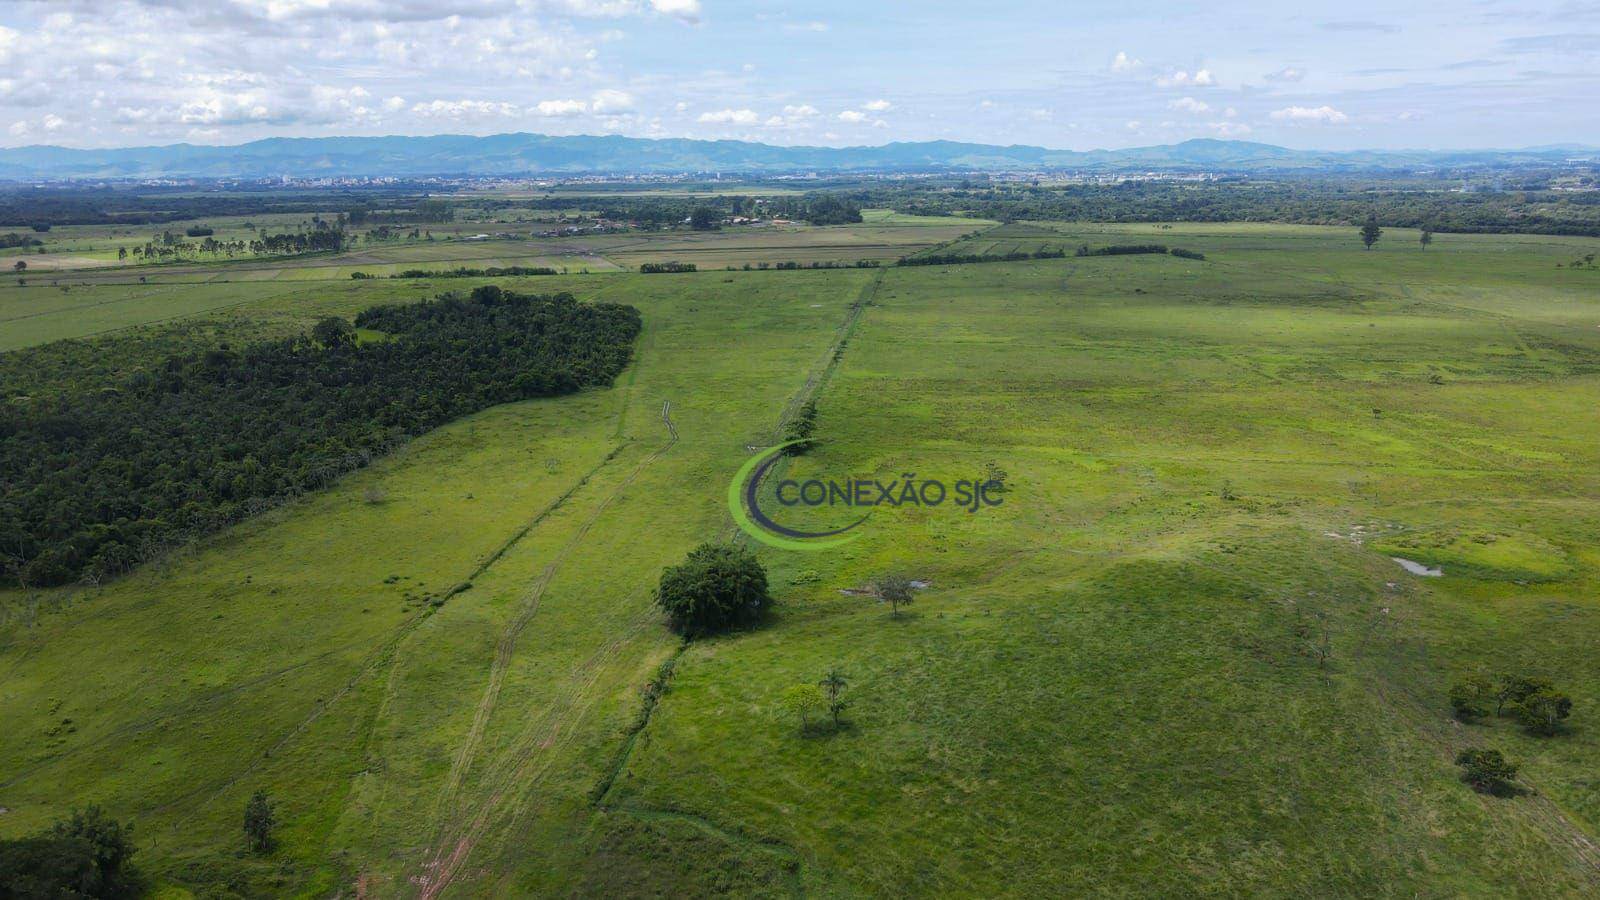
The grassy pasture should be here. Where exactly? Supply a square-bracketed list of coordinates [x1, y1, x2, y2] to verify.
[601, 246, 1600, 895]
[3, 222, 1600, 895]
[0, 222, 976, 348]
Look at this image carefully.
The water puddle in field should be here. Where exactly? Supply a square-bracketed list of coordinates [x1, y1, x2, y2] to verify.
[1392, 557, 1443, 577]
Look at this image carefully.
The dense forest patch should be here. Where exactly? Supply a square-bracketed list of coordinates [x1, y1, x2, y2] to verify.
[0, 286, 641, 586]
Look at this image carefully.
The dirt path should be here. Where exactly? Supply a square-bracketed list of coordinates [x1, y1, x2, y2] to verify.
[413, 275, 879, 896]
[414, 400, 678, 899]
[571, 278, 886, 897]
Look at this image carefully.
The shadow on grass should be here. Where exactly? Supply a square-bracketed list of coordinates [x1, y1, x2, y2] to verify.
[797, 719, 858, 741]
[1464, 777, 1529, 799]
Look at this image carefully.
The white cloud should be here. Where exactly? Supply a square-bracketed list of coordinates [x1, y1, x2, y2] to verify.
[698, 107, 758, 124]
[649, 0, 701, 23]
[591, 88, 634, 112]
[413, 99, 522, 119]
[863, 99, 892, 111]
[1168, 96, 1210, 114]
[534, 98, 588, 116]
[1209, 121, 1252, 137]
[762, 103, 824, 129]
[837, 109, 867, 122]
[784, 20, 828, 32]
[1270, 104, 1349, 123]
[1157, 68, 1215, 88]
[0, 0, 633, 145]
[1264, 67, 1305, 83]
[1111, 51, 1142, 72]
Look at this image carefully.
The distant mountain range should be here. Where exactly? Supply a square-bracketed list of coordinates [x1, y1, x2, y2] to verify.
[0, 134, 1594, 179]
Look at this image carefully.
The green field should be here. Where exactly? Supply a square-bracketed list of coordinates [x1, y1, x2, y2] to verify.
[5, 219, 1600, 896]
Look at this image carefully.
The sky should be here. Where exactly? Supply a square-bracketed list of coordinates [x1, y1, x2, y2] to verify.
[0, 0, 1596, 151]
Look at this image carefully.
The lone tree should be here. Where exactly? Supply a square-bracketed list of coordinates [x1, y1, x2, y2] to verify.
[244, 790, 277, 853]
[1360, 218, 1382, 250]
[819, 668, 850, 729]
[874, 574, 915, 618]
[779, 683, 827, 734]
[1419, 228, 1434, 250]
[1455, 748, 1518, 795]
[655, 542, 771, 636]
[12, 260, 25, 272]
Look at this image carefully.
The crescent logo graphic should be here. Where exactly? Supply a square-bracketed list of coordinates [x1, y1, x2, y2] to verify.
[728, 441, 869, 550]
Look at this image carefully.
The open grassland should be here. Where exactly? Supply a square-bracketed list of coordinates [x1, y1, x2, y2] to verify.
[4, 223, 1600, 896]
[568, 222, 975, 269]
[0, 220, 975, 349]
[606, 240, 1600, 895]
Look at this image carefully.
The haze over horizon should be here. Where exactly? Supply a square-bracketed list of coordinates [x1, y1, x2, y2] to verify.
[2, 0, 1596, 153]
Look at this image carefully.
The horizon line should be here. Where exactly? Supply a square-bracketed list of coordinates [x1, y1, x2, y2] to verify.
[3, 131, 1596, 158]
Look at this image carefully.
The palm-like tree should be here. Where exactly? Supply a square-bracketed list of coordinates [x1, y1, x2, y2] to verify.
[819, 669, 849, 728]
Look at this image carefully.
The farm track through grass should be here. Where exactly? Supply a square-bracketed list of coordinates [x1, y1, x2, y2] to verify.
[418, 401, 680, 898]
[578, 275, 888, 894]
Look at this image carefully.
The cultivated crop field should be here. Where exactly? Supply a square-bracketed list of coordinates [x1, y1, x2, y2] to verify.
[4, 219, 1600, 896]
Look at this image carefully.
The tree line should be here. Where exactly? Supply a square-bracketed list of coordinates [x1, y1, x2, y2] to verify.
[0, 286, 641, 587]
[877, 181, 1600, 237]
[387, 265, 558, 279]
[895, 244, 1202, 267]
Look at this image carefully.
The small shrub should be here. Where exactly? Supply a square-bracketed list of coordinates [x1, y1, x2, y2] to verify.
[778, 684, 827, 733]
[244, 790, 276, 853]
[983, 460, 1008, 492]
[1449, 676, 1493, 721]
[1455, 748, 1518, 795]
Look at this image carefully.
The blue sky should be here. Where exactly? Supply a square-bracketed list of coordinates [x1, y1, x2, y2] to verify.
[0, 0, 1595, 150]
